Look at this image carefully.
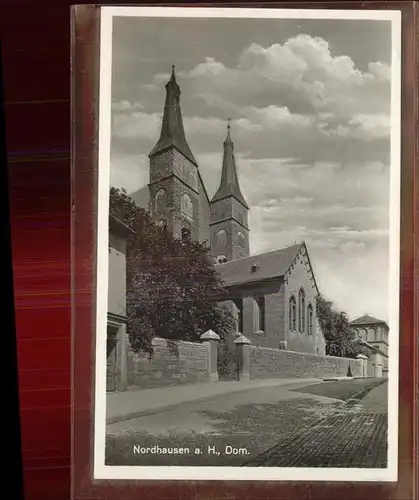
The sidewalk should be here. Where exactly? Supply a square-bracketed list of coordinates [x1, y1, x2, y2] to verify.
[356, 381, 388, 414]
[106, 377, 322, 424]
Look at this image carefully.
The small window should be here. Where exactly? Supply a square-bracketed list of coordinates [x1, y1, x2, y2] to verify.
[216, 229, 227, 247]
[289, 295, 297, 331]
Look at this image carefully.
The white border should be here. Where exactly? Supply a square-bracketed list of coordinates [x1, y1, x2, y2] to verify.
[93, 6, 402, 482]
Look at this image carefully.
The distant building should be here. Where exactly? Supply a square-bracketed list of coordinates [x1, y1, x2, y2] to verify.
[130, 66, 325, 355]
[350, 315, 389, 376]
[106, 215, 133, 392]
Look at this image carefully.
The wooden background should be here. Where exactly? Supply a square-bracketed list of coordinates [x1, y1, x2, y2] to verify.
[0, 1, 416, 499]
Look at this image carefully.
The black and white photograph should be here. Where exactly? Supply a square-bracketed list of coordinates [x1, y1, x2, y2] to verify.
[94, 6, 401, 482]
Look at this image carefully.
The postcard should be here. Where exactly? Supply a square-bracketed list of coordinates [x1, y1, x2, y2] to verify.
[93, 6, 401, 482]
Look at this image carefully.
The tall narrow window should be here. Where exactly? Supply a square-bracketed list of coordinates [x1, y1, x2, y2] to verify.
[307, 304, 313, 335]
[289, 295, 297, 331]
[298, 288, 305, 333]
[181, 193, 193, 220]
[233, 298, 243, 333]
[254, 295, 265, 332]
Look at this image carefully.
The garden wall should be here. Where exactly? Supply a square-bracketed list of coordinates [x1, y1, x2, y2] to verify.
[127, 337, 209, 389]
[249, 345, 363, 380]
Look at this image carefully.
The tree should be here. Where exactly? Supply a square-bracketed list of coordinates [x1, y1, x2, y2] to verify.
[316, 294, 370, 358]
[109, 187, 235, 354]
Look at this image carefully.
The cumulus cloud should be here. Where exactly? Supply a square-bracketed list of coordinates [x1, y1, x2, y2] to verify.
[110, 153, 149, 192]
[179, 34, 390, 119]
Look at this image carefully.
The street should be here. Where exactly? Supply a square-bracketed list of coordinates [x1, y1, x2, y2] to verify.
[106, 377, 388, 468]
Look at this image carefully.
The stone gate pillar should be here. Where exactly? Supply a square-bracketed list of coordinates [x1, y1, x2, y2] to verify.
[234, 334, 251, 382]
[201, 330, 220, 382]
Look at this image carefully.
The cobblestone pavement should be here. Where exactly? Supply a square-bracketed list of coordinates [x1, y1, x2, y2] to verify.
[245, 381, 388, 468]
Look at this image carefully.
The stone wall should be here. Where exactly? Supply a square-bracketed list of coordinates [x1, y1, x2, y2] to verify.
[249, 345, 363, 379]
[127, 337, 209, 389]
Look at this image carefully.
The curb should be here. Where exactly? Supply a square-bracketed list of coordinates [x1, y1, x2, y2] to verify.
[342, 378, 387, 407]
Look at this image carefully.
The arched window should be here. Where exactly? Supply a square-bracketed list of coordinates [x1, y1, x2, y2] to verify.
[254, 295, 265, 333]
[181, 227, 191, 243]
[298, 288, 306, 333]
[155, 188, 167, 213]
[289, 295, 297, 331]
[216, 255, 227, 264]
[181, 193, 193, 220]
[216, 229, 226, 247]
[237, 231, 245, 245]
[307, 304, 313, 335]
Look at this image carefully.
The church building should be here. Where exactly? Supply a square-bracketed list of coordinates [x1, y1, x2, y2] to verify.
[135, 66, 325, 355]
[350, 315, 389, 376]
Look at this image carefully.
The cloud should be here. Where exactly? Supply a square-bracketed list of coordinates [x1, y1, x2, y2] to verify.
[179, 34, 390, 117]
[112, 111, 161, 140]
[112, 100, 144, 111]
[110, 153, 149, 193]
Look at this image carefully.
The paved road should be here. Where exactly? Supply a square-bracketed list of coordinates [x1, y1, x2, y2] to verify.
[106, 378, 387, 467]
[246, 381, 388, 468]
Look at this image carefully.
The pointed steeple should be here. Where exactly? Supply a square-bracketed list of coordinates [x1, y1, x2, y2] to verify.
[149, 65, 197, 165]
[212, 119, 248, 209]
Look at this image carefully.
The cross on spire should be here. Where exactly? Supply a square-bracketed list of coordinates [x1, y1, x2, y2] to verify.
[226, 117, 232, 140]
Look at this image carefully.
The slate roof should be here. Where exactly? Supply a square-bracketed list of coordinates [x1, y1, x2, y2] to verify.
[217, 242, 303, 287]
[349, 315, 388, 327]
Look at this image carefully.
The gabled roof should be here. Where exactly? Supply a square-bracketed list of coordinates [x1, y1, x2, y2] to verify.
[211, 122, 249, 209]
[149, 66, 197, 166]
[350, 315, 388, 328]
[217, 242, 303, 287]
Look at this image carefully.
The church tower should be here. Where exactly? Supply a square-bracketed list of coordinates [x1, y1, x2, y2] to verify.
[210, 121, 250, 263]
[148, 66, 203, 242]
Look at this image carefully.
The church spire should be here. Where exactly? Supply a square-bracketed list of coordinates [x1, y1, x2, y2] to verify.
[149, 65, 197, 165]
[211, 119, 248, 209]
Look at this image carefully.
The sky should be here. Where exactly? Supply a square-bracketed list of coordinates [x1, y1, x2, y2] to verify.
[109, 14, 396, 322]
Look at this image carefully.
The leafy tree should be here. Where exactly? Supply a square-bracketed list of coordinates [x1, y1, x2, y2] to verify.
[109, 187, 235, 355]
[316, 294, 370, 358]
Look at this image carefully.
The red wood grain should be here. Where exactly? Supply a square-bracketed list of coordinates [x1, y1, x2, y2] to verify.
[1, 1, 71, 498]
